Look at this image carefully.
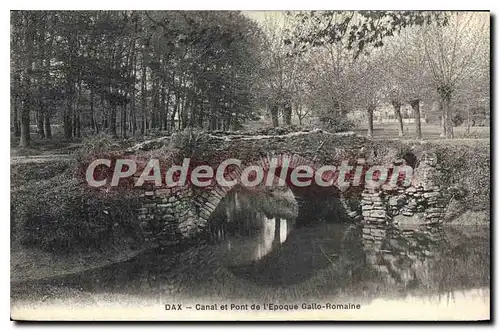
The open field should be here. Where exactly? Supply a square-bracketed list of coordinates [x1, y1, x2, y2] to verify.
[353, 123, 490, 141]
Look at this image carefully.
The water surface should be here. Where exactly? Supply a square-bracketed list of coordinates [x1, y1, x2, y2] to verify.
[11, 187, 490, 310]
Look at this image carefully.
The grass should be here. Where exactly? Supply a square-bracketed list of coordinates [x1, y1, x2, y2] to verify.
[10, 133, 82, 157]
[353, 123, 490, 142]
[10, 132, 143, 158]
[10, 144, 152, 283]
[11, 122, 490, 158]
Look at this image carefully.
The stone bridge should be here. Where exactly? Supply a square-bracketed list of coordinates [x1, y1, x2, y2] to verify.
[120, 129, 446, 246]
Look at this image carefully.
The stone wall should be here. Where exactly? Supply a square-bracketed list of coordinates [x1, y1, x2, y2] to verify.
[129, 131, 449, 245]
[359, 151, 446, 227]
[136, 184, 204, 246]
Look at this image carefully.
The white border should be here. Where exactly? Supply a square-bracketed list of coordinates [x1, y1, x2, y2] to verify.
[1, 1, 496, 330]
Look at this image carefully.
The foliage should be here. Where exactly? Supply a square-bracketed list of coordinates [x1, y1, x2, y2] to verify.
[11, 166, 144, 253]
[282, 11, 489, 139]
[10, 10, 265, 145]
[451, 114, 464, 127]
[421, 12, 490, 138]
[75, 133, 116, 161]
[431, 143, 490, 212]
[285, 11, 449, 58]
[10, 10, 490, 142]
[317, 113, 355, 133]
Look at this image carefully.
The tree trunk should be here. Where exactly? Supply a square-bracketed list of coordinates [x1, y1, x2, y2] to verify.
[438, 86, 454, 139]
[72, 102, 77, 138]
[367, 105, 375, 138]
[150, 79, 158, 129]
[410, 99, 422, 140]
[391, 100, 404, 137]
[109, 103, 117, 138]
[90, 90, 96, 133]
[101, 94, 108, 130]
[283, 101, 292, 125]
[41, 19, 53, 140]
[36, 20, 46, 139]
[130, 71, 136, 135]
[76, 114, 81, 139]
[131, 98, 137, 135]
[443, 97, 454, 139]
[36, 106, 45, 138]
[164, 89, 171, 131]
[440, 100, 447, 137]
[74, 83, 81, 139]
[43, 111, 52, 139]
[141, 53, 147, 135]
[159, 82, 165, 131]
[13, 95, 21, 137]
[121, 104, 127, 138]
[64, 95, 73, 140]
[270, 103, 279, 128]
[19, 15, 36, 148]
[20, 99, 31, 148]
[64, 33, 77, 141]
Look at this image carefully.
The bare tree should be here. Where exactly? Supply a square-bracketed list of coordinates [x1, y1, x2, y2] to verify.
[422, 12, 489, 138]
[258, 14, 315, 127]
[352, 52, 385, 138]
[382, 28, 434, 139]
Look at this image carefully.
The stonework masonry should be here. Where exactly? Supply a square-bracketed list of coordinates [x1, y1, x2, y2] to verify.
[130, 132, 447, 245]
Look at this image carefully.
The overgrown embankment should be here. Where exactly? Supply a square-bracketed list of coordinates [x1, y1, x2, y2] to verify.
[396, 139, 490, 223]
[430, 141, 490, 223]
[10, 135, 151, 282]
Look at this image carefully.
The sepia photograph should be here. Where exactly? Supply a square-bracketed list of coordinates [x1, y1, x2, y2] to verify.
[9, 9, 491, 321]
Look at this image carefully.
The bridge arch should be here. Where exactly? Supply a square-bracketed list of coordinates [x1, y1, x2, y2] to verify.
[129, 133, 446, 246]
[190, 153, 355, 233]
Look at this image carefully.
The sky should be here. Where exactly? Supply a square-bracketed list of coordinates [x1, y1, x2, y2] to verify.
[242, 11, 285, 26]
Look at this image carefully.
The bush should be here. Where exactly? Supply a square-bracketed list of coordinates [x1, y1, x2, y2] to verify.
[75, 133, 116, 162]
[452, 114, 464, 127]
[11, 167, 145, 254]
[317, 115, 355, 133]
[432, 143, 490, 212]
[11, 161, 71, 188]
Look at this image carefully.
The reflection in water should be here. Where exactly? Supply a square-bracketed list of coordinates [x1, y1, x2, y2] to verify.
[361, 225, 446, 288]
[360, 223, 489, 298]
[12, 186, 490, 307]
[207, 187, 295, 263]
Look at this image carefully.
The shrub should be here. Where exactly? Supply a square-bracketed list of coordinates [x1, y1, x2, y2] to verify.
[11, 161, 71, 188]
[75, 133, 116, 162]
[452, 114, 464, 127]
[432, 143, 490, 212]
[317, 115, 355, 133]
[11, 167, 145, 254]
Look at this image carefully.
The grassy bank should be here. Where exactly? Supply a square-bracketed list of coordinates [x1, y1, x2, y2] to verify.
[426, 140, 490, 220]
[10, 135, 154, 282]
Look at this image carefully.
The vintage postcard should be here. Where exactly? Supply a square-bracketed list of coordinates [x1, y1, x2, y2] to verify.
[10, 10, 490, 321]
